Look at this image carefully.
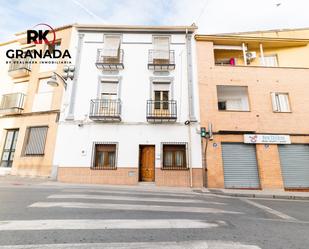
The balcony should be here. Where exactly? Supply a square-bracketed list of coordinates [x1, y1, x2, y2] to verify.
[148, 50, 175, 71]
[146, 100, 177, 123]
[89, 99, 121, 121]
[8, 59, 31, 78]
[0, 93, 25, 115]
[95, 49, 124, 70]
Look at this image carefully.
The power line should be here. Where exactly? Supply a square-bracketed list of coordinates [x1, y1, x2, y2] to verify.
[195, 0, 210, 25]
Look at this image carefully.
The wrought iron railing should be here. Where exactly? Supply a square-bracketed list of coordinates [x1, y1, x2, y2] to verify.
[96, 49, 124, 69]
[148, 50, 175, 68]
[146, 100, 177, 121]
[89, 99, 121, 120]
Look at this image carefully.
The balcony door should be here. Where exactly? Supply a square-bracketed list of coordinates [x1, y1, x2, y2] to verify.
[1, 129, 19, 168]
[102, 35, 121, 63]
[154, 90, 169, 116]
[99, 81, 118, 116]
[153, 36, 170, 64]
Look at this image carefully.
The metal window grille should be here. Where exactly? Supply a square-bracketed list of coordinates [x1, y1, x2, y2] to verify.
[161, 142, 188, 170]
[23, 126, 48, 156]
[91, 142, 118, 170]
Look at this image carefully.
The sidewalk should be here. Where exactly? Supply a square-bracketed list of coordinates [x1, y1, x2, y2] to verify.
[0, 175, 196, 193]
[0, 175, 50, 186]
[207, 188, 309, 201]
[1, 175, 308, 200]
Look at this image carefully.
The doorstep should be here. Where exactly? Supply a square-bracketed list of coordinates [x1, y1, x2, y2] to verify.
[207, 188, 309, 200]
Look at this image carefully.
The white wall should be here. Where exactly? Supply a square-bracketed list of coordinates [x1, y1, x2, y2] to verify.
[54, 29, 202, 170]
[54, 123, 201, 168]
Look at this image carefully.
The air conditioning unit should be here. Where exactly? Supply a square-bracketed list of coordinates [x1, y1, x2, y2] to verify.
[246, 51, 257, 60]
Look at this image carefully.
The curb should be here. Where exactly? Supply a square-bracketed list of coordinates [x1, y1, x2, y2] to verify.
[208, 189, 309, 201]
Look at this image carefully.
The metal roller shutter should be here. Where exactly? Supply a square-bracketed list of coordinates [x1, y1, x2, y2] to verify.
[278, 145, 309, 188]
[221, 143, 260, 188]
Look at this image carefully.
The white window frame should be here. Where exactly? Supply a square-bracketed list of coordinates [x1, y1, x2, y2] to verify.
[217, 85, 250, 112]
[271, 92, 291, 113]
[261, 54, 278, 67]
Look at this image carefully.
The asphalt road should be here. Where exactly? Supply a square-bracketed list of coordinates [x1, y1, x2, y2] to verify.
[0, 179, 308, 249]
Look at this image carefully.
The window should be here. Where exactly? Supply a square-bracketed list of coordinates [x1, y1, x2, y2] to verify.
[100, 81, 118, 109]
[163, 144, 187, 169]
[218, 101, 227, 110]
[40, 42, 61, 72]
[271, 93, 291, 112]
[217, 86, 250, 111]
[103, 35, 121, 57]
[215, 58, 236, 66]
[1, 129, 19, 167]
[47, 41, 61, 53]
[23, 126, 48, 156]
[32, 78, 53, 112]
[153, 36, 170, 60]
[154, 90, 169, 110]
[92, 144, 117, 169]
[261, 55, 278, 67]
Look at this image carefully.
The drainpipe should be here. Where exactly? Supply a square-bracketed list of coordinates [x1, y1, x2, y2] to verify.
[259, 43, 265, 66]
[185, 28, 195, 188]
[66, 32, 85, 120]
[242, 42, 247, 66]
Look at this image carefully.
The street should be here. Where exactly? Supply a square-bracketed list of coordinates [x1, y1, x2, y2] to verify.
[0, 179, 308, 249]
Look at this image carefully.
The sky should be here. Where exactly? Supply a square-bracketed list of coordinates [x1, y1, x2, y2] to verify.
[0, 0, 309, 42]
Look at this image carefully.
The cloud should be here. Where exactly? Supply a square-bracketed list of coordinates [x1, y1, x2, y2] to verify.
[0, 0, 309, 43]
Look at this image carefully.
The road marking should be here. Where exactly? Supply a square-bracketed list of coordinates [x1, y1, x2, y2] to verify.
[245, 217, 309, 224]
[47, 194, 225, 205]
[29, 202, 241, 214]
[242, 199, 297, 221]
[61, 189, 203, 198]
[0, 241, 262, 249]
[0, 219, 225, 231]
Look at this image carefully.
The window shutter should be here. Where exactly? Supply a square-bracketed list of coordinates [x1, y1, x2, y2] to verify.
[24, 127, 48, 155]
[153, 37, 169, 59]
[101, 81, 118, 94]
[271, 93, 278, 112]
[103, 36, 120, 57]
[279, 94, 290, 112]
[226, 99, 242, 111]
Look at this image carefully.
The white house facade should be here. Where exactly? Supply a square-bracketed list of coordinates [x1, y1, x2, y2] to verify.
[52, 24, 203, 187]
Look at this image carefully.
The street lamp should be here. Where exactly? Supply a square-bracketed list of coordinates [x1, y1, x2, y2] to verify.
[47, 65, 75, 90]
[47, 72, 67, 89]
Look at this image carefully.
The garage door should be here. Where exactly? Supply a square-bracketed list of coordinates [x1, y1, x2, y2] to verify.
[278, 145, 309, 188]
[221, 143, 260, 188]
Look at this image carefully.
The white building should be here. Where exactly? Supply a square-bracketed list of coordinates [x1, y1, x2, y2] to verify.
[53, 24, 203, 187]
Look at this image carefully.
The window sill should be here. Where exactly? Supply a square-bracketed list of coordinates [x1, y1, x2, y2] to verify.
[22, 154, 45, 157]
[273, 111, 292, 114]
[161, 167, 189, 171]
[218, 110, 250, 112]
[214, 65, 309, 70]
[90, 167, 117, 170]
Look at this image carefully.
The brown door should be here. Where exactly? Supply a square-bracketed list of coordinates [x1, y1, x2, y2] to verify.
[140, 145, 155, 182]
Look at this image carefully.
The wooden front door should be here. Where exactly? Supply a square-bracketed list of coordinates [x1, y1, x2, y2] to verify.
[139, 145, 155, 182]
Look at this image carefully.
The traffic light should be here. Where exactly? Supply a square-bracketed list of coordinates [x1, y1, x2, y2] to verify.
[201, 127, 207, 138]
